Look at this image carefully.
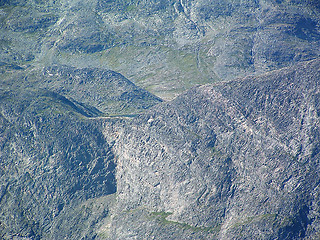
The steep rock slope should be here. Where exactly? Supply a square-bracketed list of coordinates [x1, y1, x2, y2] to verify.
[1, 59, 320, 239]
[0, 59, 163, 239]
[1, 0, 320, 237]
[1, 0, 320, 99]
[105, 58, 320, 239]
[0, 88, 118, 239]
[0, 60, 164, 238]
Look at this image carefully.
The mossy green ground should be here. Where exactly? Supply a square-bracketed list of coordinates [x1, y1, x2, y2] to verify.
[149, 211, 221, 234]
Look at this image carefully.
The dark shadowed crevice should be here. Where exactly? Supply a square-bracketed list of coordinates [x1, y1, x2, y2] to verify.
[278, 205, 310, 239]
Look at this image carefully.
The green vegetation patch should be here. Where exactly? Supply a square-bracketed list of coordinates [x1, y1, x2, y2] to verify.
[149, 211, 221, 233]
[126, 5, 137, 12]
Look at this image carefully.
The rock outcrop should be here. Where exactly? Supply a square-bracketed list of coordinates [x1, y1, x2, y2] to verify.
[1, 0, 320, 239]
[1, 58, 320, 240]
[105, 58, 320, 239]
[3, 65, 162, 115]
[0, 88, 116, 239]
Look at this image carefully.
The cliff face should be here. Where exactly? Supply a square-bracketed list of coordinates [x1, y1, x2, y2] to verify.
[0, 61, 164, 239]
[105, 59, 320, 239]
[0, 88, 117, 239]
[1, 60, 320, 240]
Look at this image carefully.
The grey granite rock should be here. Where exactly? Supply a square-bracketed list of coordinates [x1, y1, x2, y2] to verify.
[1, 58, 320, 240]
[1, 0, 320, 239]
[104, 58, 320, 239]
[0, 88, 116, 239]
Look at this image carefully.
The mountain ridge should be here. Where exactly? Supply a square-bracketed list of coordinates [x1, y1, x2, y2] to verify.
[1, 64, 162, 115]
[1, 0, 320, 239]
[89, 57, 319, 239]
[1, 57, 320, 239]
[1, 0, 320, 99]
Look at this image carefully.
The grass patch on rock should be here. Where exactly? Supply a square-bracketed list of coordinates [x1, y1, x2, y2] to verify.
[149, 211, 221, 233]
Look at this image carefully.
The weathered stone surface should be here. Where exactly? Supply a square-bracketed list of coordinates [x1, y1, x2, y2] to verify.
[105, 58, 320, 239]
[0, 88, 116, 239]
[1, 0, 320, 239]
[1, 58, 320, 240]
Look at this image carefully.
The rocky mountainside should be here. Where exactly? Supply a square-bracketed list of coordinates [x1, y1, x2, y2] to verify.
[1, 0, 320, 99]
[0, 88, 117, 239]
[1, 0, 320, 239]
[104, 58, 320, 240]
[1, 58, 320, 239]
[1, 64, 162, 115]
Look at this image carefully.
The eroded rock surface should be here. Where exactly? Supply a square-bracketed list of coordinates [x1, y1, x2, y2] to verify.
[106, 58, 320, 239]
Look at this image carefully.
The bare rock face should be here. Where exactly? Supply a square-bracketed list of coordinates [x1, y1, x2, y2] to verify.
[0, 88, 117, 239]
[1, 59, 320, 240]
[1, 0, 320, 239]
[0, 62, 163, 239]
[106, 59, 320, 239]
